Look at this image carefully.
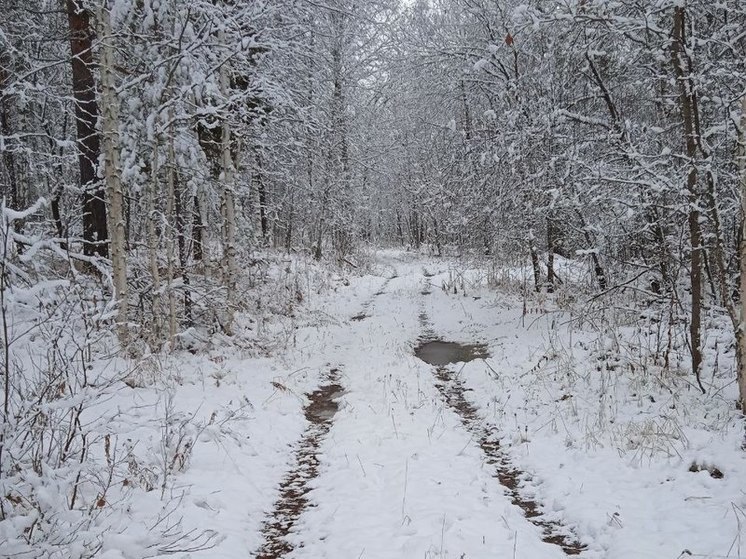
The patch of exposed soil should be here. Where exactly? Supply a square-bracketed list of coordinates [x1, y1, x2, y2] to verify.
[416, 313, 585, 555]
[255, 369, 343, 558]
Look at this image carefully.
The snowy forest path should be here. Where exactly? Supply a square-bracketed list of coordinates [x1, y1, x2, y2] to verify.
[253, 253, 581, 558]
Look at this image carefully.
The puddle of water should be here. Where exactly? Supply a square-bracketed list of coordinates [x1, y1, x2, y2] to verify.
[415, 340, 490, 367]
[255, 370, 343, 559]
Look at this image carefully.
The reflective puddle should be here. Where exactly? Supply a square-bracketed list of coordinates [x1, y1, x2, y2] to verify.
[414, 340, 490, 366]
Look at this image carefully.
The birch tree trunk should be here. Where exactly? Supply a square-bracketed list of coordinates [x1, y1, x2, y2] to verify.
[166, 110, 177, 346]
[219, 29, 237, 333]
[98, 2, 127, 344]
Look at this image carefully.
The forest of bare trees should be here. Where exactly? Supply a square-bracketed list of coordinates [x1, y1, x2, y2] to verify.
[1, 0, 746, 556]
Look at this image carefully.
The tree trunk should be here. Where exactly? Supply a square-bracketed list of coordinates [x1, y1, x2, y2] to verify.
[192, 195, 204, 262]
[529, 229, 541, 292]
[647, 206, 670, 289]
[329, 9, 352, 257]
[284, 191, 294, 252]
[0, 63, 26, 254]
[671, 6, 705, 393]
[66, 0, 108, 258]
[98, 2, 127, 344]
[174, 174, 191, 326]
[396, 209, 404, 246]
[738, 93, 746, 411]
[0, 66, 19, 212]
[546, 217, 555, 292]
[166, 112, 177, 345]
[573, 208, 607, 291]
[460, 79, 472, 141]
[219, 29, 237, 333]
[255, 150, 269, 245]
[313, 215, 324, 260]
[148, 140, 162, 344]
[51, 184, 66, 245]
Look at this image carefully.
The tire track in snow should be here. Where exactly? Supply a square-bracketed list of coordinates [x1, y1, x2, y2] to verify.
[349, 271, 396, 322]
[417, 310, 587, 556]
[256, 270, 394, 557]
[254, 368, 344, 558]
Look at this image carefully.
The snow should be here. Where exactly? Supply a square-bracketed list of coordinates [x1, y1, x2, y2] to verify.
[3, 250, 744, 558]
[473, 58, 489, 71]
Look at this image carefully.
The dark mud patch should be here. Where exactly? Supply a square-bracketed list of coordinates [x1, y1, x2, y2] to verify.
[415, 340, 489, 367]
[255, 369, 343, 558]
[416, 319, 585, 555]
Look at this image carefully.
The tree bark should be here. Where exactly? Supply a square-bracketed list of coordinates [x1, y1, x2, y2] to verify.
[219, 29, 237, 332]
[671, 6, 705, 393]
[166, 110, 177, 345]
[98, 2, 127, 344]
[0, 66, 19, 212]
[284, 190, 294, 251]
[738, 93, 746, 411]
[574, 208, 607, 291]
[529, 229, 541, 292]
[148, 140, 162, 344]
[255, 150, 269, 245]
[66, 0, 108, 258]
[174, 173, 191, 326]
[192, 195, 204, 262]
[0, 63, 25, 254]
[546, 217, 555, 292]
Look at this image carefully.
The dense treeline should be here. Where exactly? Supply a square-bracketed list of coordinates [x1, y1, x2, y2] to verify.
[379, 0, 746, 406]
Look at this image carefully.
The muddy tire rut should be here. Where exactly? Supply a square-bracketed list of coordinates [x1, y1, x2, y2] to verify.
[254, 368, 344, 558]
[417, 311, 586, 556]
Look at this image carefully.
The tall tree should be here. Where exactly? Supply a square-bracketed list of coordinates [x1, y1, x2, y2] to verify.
[97, 0, 127, 342]
[66, 0, 108, 257]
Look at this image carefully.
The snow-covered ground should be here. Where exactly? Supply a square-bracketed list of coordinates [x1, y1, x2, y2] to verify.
[11, 250, 742, 558]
